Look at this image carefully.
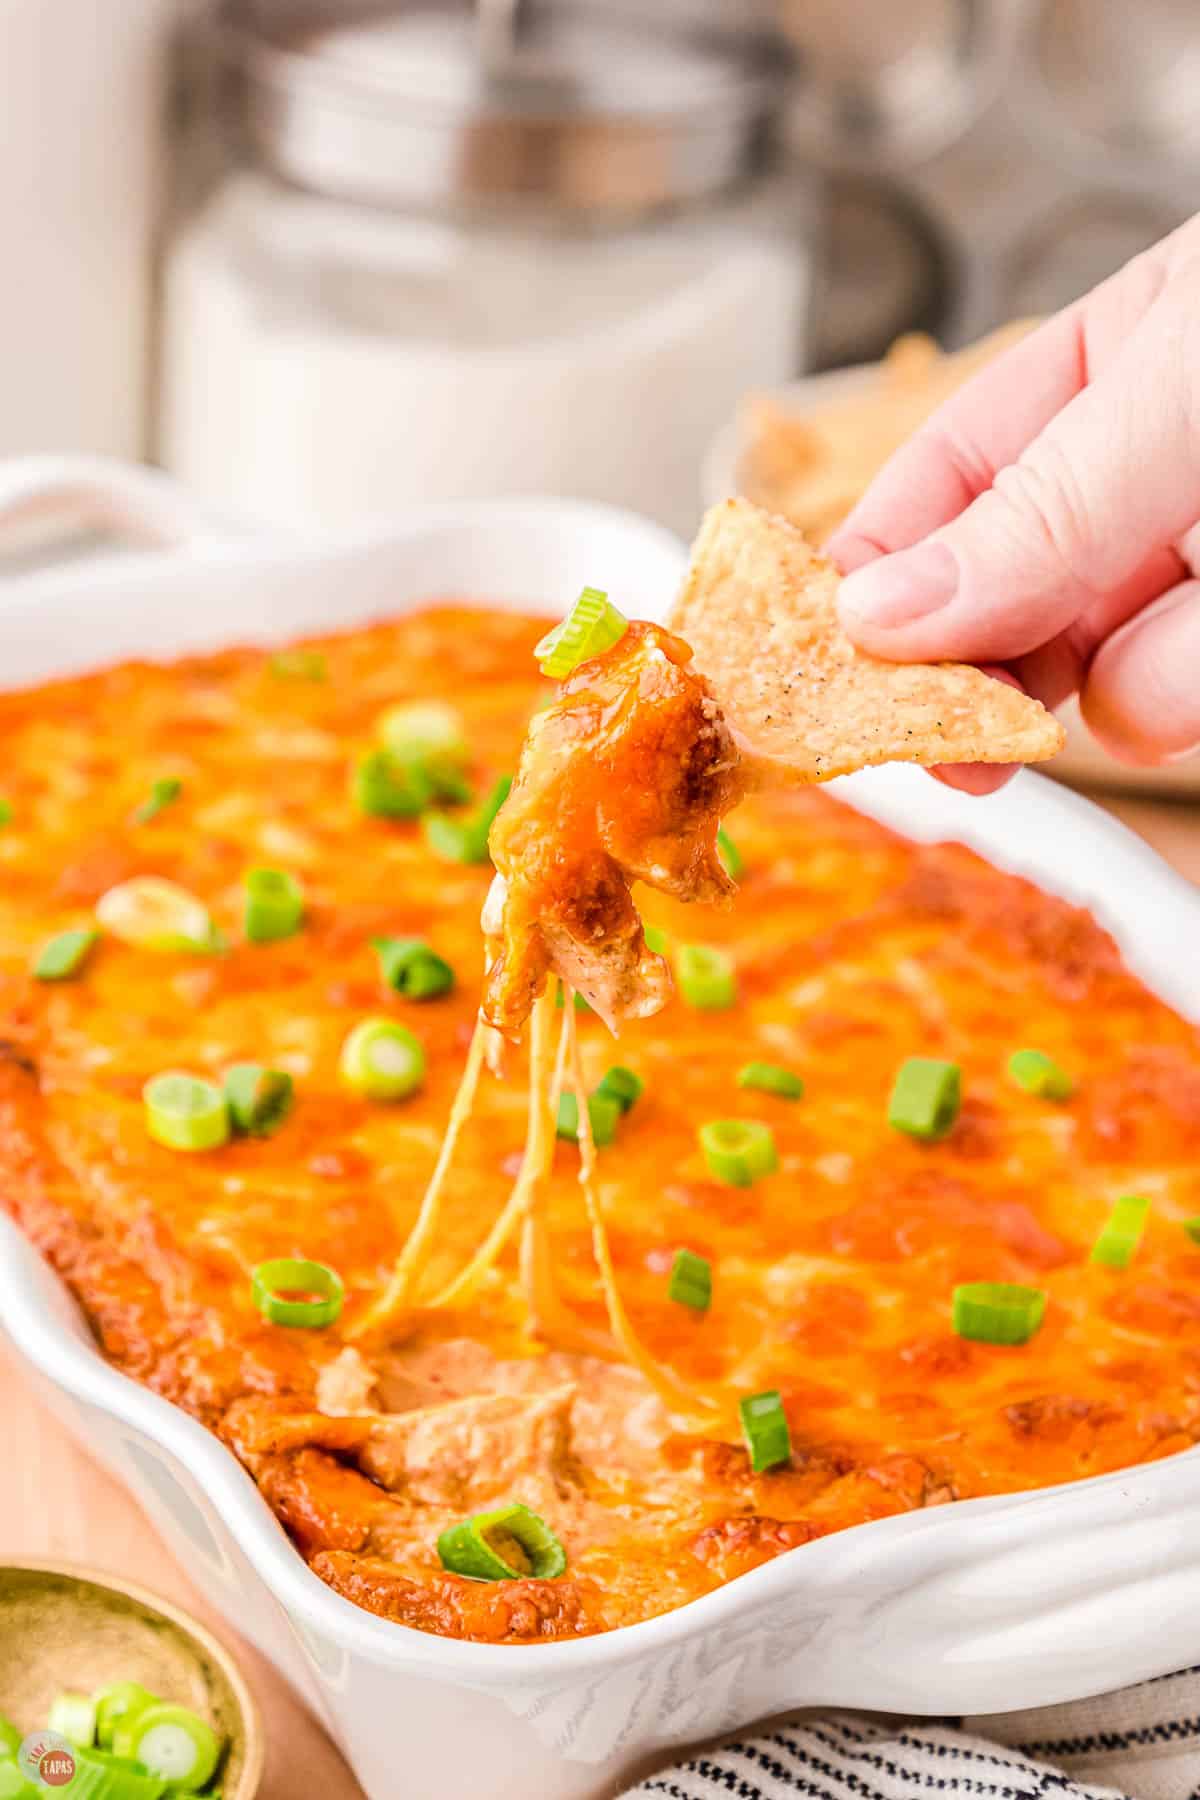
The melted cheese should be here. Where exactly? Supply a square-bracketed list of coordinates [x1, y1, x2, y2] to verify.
[3, 604, 1200, 1646]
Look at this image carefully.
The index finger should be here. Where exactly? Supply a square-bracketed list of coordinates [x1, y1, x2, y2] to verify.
[826, 304, 1088, 573]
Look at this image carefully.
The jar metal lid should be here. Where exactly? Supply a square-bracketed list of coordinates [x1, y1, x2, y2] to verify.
[218, 1, 798, 214]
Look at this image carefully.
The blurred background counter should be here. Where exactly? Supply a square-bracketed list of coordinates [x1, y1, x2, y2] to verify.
[1, 0, 1197, 532]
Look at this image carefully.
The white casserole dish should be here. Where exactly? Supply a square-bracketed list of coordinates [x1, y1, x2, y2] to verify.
[2, 458, 1200, 1800]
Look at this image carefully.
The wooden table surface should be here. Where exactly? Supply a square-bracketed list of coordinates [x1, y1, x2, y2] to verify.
[1, 787, 1197, 1800]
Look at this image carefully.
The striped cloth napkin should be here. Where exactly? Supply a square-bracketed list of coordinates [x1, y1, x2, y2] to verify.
[624, 1670, 1200, 1800]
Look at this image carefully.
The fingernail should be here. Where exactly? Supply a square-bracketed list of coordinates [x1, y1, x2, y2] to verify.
[839, 542, 959, 629]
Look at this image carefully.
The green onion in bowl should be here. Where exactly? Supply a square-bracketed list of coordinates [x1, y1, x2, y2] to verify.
[112, 1702, 221, 1790]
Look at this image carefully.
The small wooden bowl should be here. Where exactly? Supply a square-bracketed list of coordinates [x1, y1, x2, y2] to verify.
[0, 1561, 264, 1797]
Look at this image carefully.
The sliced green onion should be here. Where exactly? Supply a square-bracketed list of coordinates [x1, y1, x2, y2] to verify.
[535, 588, 628, 679]
[437, 1501, 566, 1581]
[112, 1703, 221, 1791]
[48, 1693, 96, 1748]
[739, 1389, 791, 1473]
[1090, 1193, 1151, 1270]
[0, 1716, 19, 1758]
[475, 774, 513, 835]
[421, 812, 477, 862]
[737, 1061, 803, 1101]
[716, 827, 744, 880]
[69, 1749, 169, 1799]
[32, 927, 99, 982]
[643, 925, 668, 956]
[132, 777, 182, 825]
[423, 775, 512, 864]
[143, 1072, 230, 1153]
[1007, 1047, 1073, 1101]
[1185, 1218, 1200, 1245]
[698, 1118, 778, 1187]
[0, 799, 12, 829]
[96, 877, 220, 954]
[554, 985, 592, 1012]
[953, 1281, 1047, 1346]
[668, 1248, 711, 1312]
[376, 701, 472, 803]
[353, 747, 434, 820]
[340, 1018, 425, 1101]
[423, 765, 473, 806]
[556, 1090, 621, 1149]
[223, 1063, 294, 1137]
[252, 1257, 344, 1330]
[379, 702, 467, 774]
[270, 648, 326, 681]
[94, 1684, 158, 1752]
[888, 1056, 961, 1141]
[243, 866, 305, 943]
[595, 1066, 643, 1113]
[372, 936, 455, 1000]
[677, 943, 736, 1011]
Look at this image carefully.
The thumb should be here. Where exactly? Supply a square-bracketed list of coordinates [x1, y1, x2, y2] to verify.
[837, 265, 1200, 664]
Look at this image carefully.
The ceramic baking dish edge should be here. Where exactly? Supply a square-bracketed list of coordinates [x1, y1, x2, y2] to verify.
[2, 458, 1200, 1800]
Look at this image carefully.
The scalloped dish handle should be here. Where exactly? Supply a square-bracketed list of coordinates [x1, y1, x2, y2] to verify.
[0, 454, 241, 554]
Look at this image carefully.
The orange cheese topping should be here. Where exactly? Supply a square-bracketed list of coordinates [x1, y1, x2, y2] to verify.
[2, 605, 1200, 1644]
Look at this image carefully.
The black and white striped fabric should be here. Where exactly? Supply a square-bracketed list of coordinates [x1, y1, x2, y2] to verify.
[624, 1672, 1200, 1800]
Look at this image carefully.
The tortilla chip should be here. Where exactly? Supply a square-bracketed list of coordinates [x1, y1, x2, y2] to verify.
[669, 499, 1065, 783]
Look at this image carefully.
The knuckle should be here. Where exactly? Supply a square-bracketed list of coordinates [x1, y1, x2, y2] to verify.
[917, 420, 993, 507]
[986, 445, 1101, 601]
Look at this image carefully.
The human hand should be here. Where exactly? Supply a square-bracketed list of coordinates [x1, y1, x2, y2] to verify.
[828, 215, 1200, 794]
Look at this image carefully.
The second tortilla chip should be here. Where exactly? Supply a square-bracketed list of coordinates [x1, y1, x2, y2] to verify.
[669, 498, 1065, 783]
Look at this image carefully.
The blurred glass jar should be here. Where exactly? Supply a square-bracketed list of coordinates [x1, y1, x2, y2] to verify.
[158, 1, 810, 535]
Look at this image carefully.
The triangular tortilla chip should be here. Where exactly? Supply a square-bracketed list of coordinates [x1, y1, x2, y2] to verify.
[669, 499, 1065, 783]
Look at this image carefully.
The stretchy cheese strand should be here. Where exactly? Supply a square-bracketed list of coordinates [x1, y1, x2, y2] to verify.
[517, 990, 607, 1351]
[430, 990, 572, 1311]
[565, 1001, 720, 1422]
[350, 1012, 489, 1338]
[431, 993, 564, 1317]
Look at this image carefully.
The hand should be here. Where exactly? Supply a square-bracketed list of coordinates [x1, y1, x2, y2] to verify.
[828, 215, 1200, 794]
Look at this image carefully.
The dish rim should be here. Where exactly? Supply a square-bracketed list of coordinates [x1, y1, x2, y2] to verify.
[3, 465, 1200, 1683]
